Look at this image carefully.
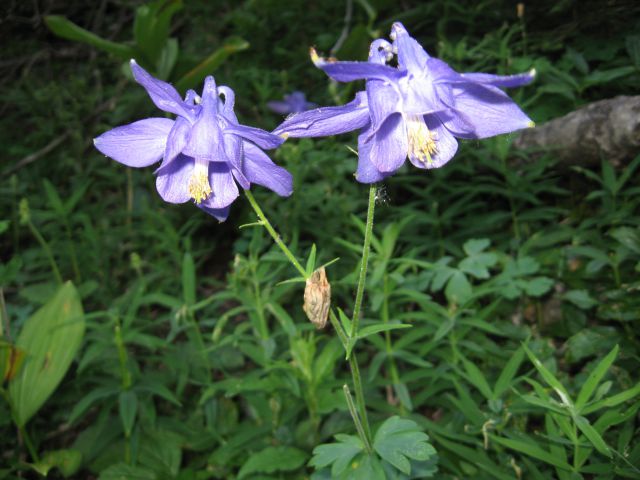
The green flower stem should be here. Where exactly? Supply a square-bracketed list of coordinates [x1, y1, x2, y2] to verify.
[350, 184, 376, 339]
[341, 185, 377, 450]
[349, 353, 372, 444]
[343, 384, 373, 453]
[245, 190, 308, 279]
[0, 388, 39, 462]
[383, 275, 404, 413]
[113, 316, 132, 390]
[26, 220, 63, 285]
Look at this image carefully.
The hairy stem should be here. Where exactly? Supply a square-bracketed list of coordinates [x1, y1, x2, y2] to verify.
[27, 220, 63, 285]
[245, 190, 308, 279]
[350, 184, 376, 339]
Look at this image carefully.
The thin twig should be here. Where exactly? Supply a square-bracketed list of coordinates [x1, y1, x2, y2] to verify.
[331, 0, 353, 56]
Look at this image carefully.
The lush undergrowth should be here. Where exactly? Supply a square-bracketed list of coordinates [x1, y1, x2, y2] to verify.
[2, 0, 640, 479]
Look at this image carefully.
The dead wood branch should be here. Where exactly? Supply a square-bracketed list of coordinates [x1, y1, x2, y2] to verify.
[513, 95, 640, 167]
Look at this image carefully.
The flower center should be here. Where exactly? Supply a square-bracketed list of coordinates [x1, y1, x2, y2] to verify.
[188, 160, 212, 204]
[406, 115, 437, 165]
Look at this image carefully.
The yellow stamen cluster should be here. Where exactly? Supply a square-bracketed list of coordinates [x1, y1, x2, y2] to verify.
[406, 115, 438, 165]
[188, 166, 212, 204]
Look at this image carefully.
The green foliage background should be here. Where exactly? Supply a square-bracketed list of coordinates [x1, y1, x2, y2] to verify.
[1, 0, 640, 478]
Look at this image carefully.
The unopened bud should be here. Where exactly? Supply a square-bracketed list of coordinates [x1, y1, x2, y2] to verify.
[303, 267, 331, 329]
[130, 252, 142, 273]
[18, 199, 30, 225]
[517, 3, 525, 18]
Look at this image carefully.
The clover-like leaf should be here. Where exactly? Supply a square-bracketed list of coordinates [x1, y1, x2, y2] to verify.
[459, 238, 497, 279]
[309, 434, 364, 477]
[373, 416, 436, 475]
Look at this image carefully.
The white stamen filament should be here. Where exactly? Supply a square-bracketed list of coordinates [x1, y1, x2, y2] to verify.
[188, 160, 211, 204]
[406, 115, 438, 165]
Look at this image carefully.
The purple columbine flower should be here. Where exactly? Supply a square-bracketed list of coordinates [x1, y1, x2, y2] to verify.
[267, 91, 317, 115]
[274, 23, 535, 183]
[94, 60, 293, 221]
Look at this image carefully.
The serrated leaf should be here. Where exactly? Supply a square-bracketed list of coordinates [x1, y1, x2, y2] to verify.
[373, 416, 435, 475]
[463, 238, 491, 256]
[238, 446, 307, 478]
[459, 251, 497, 279]
[309, 434, 364, 477]
[9, 282, 85, 426]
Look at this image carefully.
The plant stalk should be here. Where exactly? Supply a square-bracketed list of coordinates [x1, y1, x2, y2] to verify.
[245, 190, 308, 279]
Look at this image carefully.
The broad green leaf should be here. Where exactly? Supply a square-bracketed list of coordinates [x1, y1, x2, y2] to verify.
[489, 435, 572, 470]
[574, 415, 611, 458]
[174, 37, 249, 92]
[118, 390, 138, 437]
[576, 345, 618, 412]
[373, 416, 435, 475]
[309, 434, 364, 477]
[0, 340, 25, 382]
[44, 16, 136, 60]
[349, 453, 386, 480]
[9, 282, 85, 426]
[238, 446, 307, 478]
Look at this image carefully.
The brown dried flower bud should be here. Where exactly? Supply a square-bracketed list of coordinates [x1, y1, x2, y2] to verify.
[303, 267, 331, 329]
